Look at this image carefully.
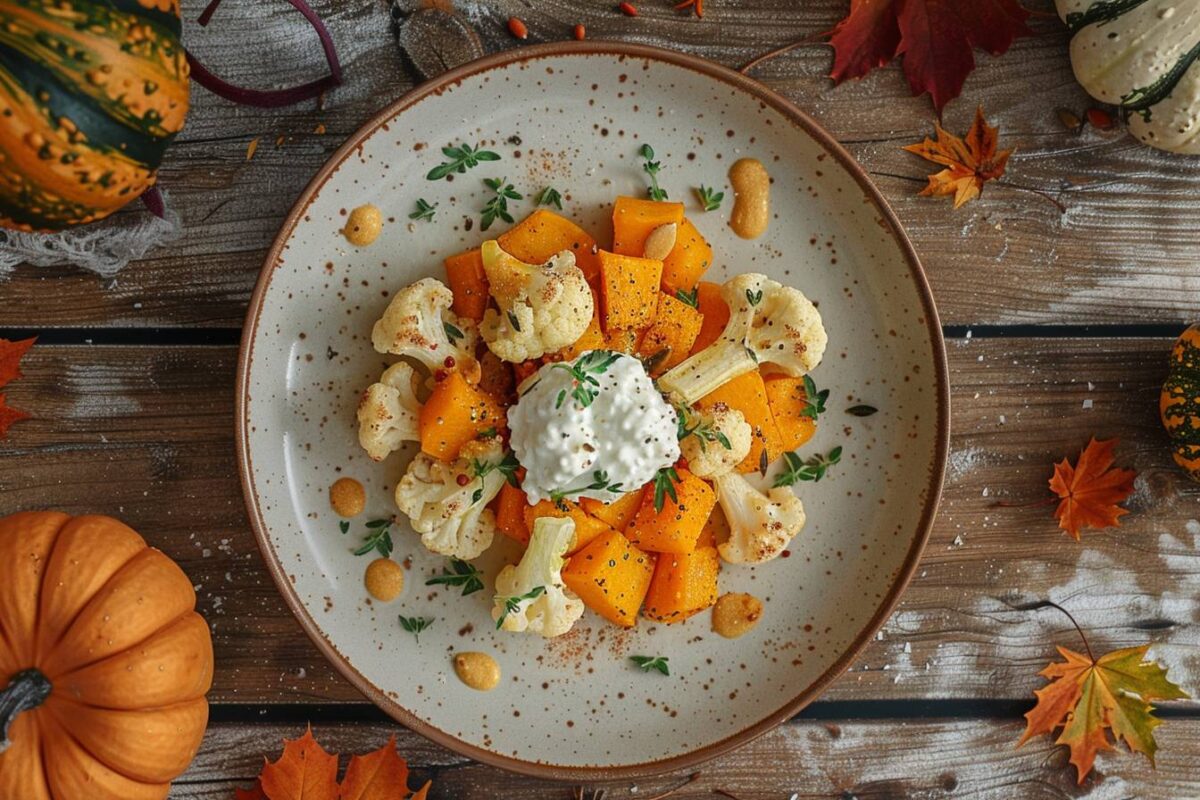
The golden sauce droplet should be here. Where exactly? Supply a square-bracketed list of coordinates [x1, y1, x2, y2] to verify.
[364, 558, 404, 602]
[728, 158, 770, 240]
[343, 204, 383, 246]
[711, 592, 763, 638]
[454, 651, 501, 691]
[329, 477, 365, 517]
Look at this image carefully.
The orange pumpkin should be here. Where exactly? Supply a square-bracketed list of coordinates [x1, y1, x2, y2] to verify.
[0, 511, 212, 800]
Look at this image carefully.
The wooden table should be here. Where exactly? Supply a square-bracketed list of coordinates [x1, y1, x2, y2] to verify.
[3, 1, 1199, 796]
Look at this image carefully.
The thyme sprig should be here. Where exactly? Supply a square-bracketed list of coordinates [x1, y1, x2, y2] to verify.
[551, 349, 620, 409]
[535, 186, 564, 209]
[426, 558, 485, 596]
[398, 615, 433, 642]
[481, 177, 522, 231]
[409, 198, 437, 221]
[426, 142, 500, 180]
[799, 375, 830, 421]
[495, 585, 546, 629]
[695, 184, 724, 211]
[638, 144, 668, 201]
[653, 466, 681, 512]
[675, 405, 732, 453]
[352, 518, 394, 557]
[550, 470, 625, 507]
[630, 655, 670, 676]
[772, 446, 842, 487]
[675, 287, 699, 308]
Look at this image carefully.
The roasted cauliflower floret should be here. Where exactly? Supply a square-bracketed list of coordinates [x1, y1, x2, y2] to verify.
[678, 403, 753, 479]
[713, 471, 806, 564]
[659, 273, 827, 405]
[394, 438, 510, 560]
[478, 240, 594, 362]
[371, 277, 479, 374]
[491, 517, 585, 638]
[356, 362, 422, 461]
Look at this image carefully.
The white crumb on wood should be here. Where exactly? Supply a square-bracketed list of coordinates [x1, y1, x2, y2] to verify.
[947, 447, 987, 481]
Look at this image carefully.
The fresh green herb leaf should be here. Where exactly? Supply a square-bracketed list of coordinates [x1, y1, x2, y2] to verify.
[507, 310, 522, 332]
[481, 177, 522, 231]
[695, 184, 724, 211]
[477, 426, 498, 439]
[551, 349, 620, 408]
[471, 451, 522, 488]
[799, 375, 830, 421]
[675, 404, 732, 454]
[444, 321, 465, 342]
[745, 288, 764, 306]
[550, 469, 625, 505]
[640, 348, 671, 375]
[535, 186, 564, 210]
[772, 446, 842, 488]
[630, 655, 670, 676]
[495, 585, 546, 629]
[353, 519, 394, 557]
[759, 447, 770, 477]
[338, 520, 350, 535]
[426, 143, 501, 181]
[398, 615, 433, 642]
[426, 558, 485, 596]
[653, 466, 680, 512]
[638, 143, 668, 201]
[675, 287, 699, 308]
[846, 404, 878, 417]
[409, 198, 438, 221]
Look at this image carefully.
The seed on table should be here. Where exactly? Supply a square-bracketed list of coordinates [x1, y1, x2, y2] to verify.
[574, 24, 586, 40]
[619, 2, 638, 16]
[507, 16, 528, 39]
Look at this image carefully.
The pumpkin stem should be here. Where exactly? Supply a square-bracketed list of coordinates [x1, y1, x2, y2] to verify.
[0, 669, 51, 755]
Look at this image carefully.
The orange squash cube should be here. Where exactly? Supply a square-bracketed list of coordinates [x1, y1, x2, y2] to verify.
[443, 248, 489, 321]
[626, 468, 716, 554]
[580, 487, 646, 533]
[498, 209, 602, 282]
[493, 483, 531, 545]
[642, 546, 719, 624]
[611, 196, 685, 256]
[523, 500, 614, 555]
[698, 371, 783, 473]
[637, 292, 704, 375]
[764, 375, 818, 451]
[690, 281, 729, 354]
[562, 530, 655, 627]
[661, 217, 712, 292]
[599, 250, 662, 331]
[418, 372, 507, 460]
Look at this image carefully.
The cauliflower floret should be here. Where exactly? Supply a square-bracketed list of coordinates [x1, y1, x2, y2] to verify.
[394, 438, 509, 560]
[678, 403, 752, 479]
[356, 362, 422, 461]
[478, 240, 593, 362]
[371, 277, 479, 374]
[491, 516, 584, 638]
[659, 273, 827, 405]
[713, 471, 806, 564]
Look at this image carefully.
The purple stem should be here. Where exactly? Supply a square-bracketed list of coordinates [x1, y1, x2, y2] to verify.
[185, 0, 343, 108]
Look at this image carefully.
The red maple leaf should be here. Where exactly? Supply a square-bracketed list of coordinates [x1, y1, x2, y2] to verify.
[0, 337, 35, 389]
[1048, 438, 1136, 541]
[829, 0, 1033, 112]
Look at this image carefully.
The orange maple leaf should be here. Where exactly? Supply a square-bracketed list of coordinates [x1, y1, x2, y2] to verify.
[0, 395, 30, 440]
[1048, 437, 1136, 541]
[1019, 644, 1189, 783]
[0, 337, 36, 389]
[902, 107, 1012, 208]
[239, 727, 428, 800]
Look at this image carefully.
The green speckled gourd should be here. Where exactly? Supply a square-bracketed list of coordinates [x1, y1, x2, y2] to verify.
[1160, 324, 1200, 481]
[1056, 0, 1200, 154]
[0, 0, 190, 231]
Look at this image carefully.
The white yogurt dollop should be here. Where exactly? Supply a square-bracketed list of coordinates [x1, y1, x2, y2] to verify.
[508, 351, 680, 505]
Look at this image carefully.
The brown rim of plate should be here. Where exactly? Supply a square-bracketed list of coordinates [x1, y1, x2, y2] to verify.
[236, 41, 950, 782]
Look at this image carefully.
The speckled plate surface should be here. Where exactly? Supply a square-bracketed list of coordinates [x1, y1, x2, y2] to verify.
[237, 43, 949, 779]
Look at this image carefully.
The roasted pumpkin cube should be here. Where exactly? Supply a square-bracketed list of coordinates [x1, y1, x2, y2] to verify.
[562, 530, 655, 627]
[637, 292, 704, 375]
[599, 250, 662, 331]
[690, 281, 730, 354]
[492, 482, 531, 545]
[763, 375, 818, 451]
[642, 546, 719, 624]
[523, 499, 614, 555]
[580, 487, 646, 533]
[661, 217, 712, 292]
[612, 196, 685, 256]
[626, 468, 716, 554]
[443, 248, 489, 321]
[698, 371, 783, 473]
[498, 209, 602, 282]
[418, 371, 506, 460]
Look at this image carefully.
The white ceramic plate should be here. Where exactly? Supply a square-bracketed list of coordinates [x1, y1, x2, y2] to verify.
[237, 43, 948, 779]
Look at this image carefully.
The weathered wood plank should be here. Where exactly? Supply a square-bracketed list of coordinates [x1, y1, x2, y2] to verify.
[2, 337, 1197, 705]
[0, 0, 1196, 327]
[176, 718, 1200, 799]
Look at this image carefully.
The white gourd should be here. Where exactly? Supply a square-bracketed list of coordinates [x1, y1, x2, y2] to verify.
[1056, 0, 1200, 154]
